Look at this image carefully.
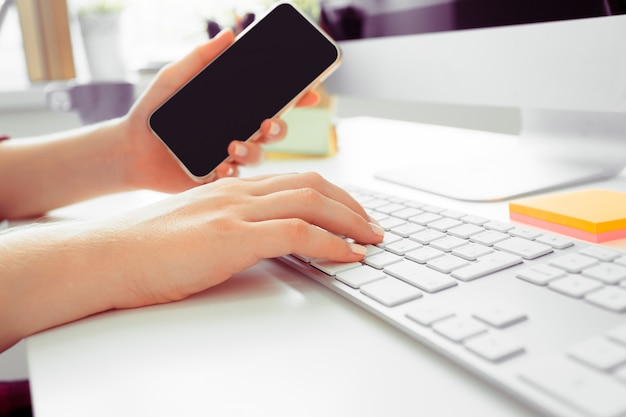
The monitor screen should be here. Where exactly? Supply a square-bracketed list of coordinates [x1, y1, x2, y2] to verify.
[320, 0, 626, 201]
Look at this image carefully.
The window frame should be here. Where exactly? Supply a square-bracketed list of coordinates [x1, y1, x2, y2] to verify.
[15, 0, 75, 82]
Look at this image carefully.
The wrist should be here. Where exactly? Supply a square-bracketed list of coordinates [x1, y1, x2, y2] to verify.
[97, 116, 135, 189]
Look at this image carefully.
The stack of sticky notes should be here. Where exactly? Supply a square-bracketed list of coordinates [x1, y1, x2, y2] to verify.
[509, 189, 626, 243]
[263, 106, 337, 158]
[263, 86, 337, 159]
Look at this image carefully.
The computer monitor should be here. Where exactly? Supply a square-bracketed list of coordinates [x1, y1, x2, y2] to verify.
[321, 0, 626, 201]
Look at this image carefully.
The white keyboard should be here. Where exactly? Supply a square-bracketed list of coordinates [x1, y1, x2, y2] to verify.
[279, 185, 626, 417]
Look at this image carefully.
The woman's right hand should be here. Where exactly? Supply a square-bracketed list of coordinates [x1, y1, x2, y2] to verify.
[102, 172, 385, 308]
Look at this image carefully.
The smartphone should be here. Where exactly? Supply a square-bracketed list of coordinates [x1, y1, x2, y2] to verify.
[148, 3, 342, 180]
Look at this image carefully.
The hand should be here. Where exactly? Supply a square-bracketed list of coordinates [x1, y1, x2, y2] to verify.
[119, 30, 319, 193]
[0, 172, 383, 351]
[102, 172, 384, 308]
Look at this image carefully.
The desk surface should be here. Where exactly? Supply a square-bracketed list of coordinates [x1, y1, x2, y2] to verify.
[27, 118, 626, 417]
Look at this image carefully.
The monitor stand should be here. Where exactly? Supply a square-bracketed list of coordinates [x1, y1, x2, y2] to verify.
[375, 108, 626, 202]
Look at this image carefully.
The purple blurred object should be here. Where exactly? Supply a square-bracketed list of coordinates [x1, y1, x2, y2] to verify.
[45, 81, 134, 125]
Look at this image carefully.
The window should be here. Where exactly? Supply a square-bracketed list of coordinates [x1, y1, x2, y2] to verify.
[0, 0, 321, 88]
[0, 3, 28, 89]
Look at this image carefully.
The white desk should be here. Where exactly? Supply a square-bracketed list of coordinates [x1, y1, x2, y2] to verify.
[26, 118, 626, 417]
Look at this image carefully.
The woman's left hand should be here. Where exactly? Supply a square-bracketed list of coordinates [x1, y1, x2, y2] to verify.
[119, 29, 318, 193]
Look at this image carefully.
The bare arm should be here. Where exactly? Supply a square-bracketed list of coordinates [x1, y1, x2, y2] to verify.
[0, 120, 130, 219]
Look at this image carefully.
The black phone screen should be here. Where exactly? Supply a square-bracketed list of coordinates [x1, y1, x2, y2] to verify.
[149, 3, 340, 178]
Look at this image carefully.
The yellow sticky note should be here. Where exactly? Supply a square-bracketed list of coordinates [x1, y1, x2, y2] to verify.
[509, 189, 626, 242]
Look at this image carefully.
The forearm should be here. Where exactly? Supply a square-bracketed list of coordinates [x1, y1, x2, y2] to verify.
[0, 118, 133, 219]
[0, 220, 131, 352]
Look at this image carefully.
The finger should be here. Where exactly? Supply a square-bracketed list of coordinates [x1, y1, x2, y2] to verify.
[295, 90, 320, 108]
[227, 140, 264, 165]
[250, 187, 384, 245]
[248, 172, 371, 221]
[251, 219, 368, 262]
[256, 119, 287, 144]
[213, 162, 239, 179]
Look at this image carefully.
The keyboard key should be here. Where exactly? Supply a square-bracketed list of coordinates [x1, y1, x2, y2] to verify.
[404, 200, 426, 209]
[428, 218, 463, 232]
[292, 253, 314, 263]
[494, 237, 553, 260]
[465, 333, 525, 362]
[520, 356, 626, 417]
[385, 238, 422, 256]
[427, 254, 470, 273]
[535, 235, 574, 249]
[440, 209, 466, 219]
[409, 229, 446, 244]
[364, 244, 384, 257]
[470, 230, 511, 246]
[484, 220, 515, 232]
[473, 306, 527, 329]
[392, 207, 424, 219]
[579, 246, 623, 262]
[608, 323, 626, 346]
[452, 243, 493, 261]
[568, 337, 626, 371]
[582, 263, 626, 285]
[376, 202, 406, 214]
[406, 305, 455, 326]
[385, 259, 458, 293]
[409, 212, 442, 225]
[405, 246, 445, 264]
[389, 222, 425, 237]
[615, 256, 626, 267]
[421, 205, 446, 214]
[378, 217, 406, 230]
[429, 236, 467, 252]
[311, 259, 361, 276]
[585, 287, 626, 313]
[386, 195, 407, 204]
[364, 251, 403, 269]
[549, 276, 603, 298]
[360, 278, 423, 307]
[550, 253, 598, 273]
[448, 223, 484, 239]
[615, 366, 626, 383]
[433, 317, 487, 343]
[452, 251, 523, 282]
[462, 214, 489, 225]
[362, 198, 388, 210]
[509, 227, 542, 240]
[336, 265, 387, 289]
[376, 233, 402, 248]
[516, 264, 566, 285]
[368, 211, 389, 222]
